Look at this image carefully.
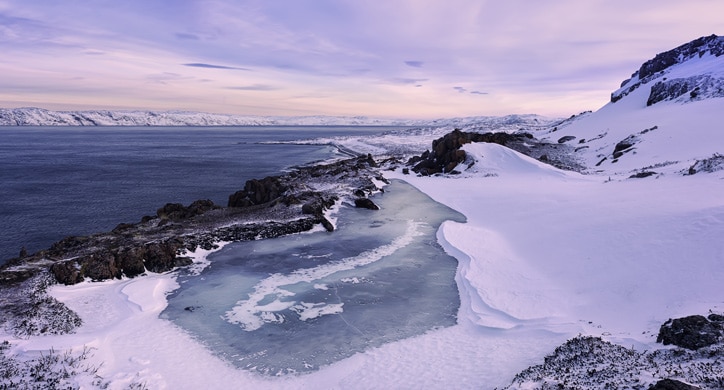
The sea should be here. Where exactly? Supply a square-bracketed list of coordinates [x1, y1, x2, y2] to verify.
[0, 125, 464, 374]
[0, 126, 388, 263]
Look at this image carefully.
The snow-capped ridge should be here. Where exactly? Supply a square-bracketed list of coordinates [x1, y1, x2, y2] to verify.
[0, 107, 554, 128]
[611, 34, 724, 105]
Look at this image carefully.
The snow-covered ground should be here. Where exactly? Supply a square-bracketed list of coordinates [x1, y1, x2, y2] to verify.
[3, 138, 723, 389]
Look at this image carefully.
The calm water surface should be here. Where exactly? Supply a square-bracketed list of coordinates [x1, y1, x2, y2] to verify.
[0, 126, 391, 263]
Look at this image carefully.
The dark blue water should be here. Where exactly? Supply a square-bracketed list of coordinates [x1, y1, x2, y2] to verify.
[0, 126, 392, 264]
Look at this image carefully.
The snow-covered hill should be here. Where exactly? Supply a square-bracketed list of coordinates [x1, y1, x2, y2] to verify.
[0, 106, 552, 129]
[540, 34, 724, 178]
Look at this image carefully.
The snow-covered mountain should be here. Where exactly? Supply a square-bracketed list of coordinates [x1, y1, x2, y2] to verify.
[0, 106, 551, 128]
[541, 34, 724, 178]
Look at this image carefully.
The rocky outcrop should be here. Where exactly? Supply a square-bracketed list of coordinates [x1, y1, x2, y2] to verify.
[611, 35, 724, 104]
[408, 129, 538, 175]
[638, 35, 724, 81]
[687, 153, 724, 175]
[354, 198, 380, 210]
[0, 154, 384, 286]
[657, 314, 724, 350]
[228, 177, 287, 207]
[407, 129, 583, 175]
[157, 199, 220, 221]
[649, 379, 701, 390]
[647, 75, 724, 106]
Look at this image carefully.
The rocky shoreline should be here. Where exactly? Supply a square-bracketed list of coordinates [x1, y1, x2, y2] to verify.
[0, 152, 394, 338]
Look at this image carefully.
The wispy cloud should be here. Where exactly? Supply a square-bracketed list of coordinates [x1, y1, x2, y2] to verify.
[175, 33, 200, 40]
[0, 0, 722, 118]
[391, 78, 428, 85]
[226, 84, 278, 91]
[183, 63, 250, 71]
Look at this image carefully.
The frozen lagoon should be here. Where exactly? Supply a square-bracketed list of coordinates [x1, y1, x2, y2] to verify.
[162, 179, 465, 374]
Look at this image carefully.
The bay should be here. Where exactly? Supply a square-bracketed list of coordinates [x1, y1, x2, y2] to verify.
[0, 126, 394, 264]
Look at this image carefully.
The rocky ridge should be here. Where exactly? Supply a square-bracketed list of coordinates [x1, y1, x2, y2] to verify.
[406, 128, 583, 175]
[0, 154, 388, 336]
[611, 34, 724, 105]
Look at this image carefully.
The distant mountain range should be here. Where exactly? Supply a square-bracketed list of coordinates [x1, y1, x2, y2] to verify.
[0, 106, 551, 128]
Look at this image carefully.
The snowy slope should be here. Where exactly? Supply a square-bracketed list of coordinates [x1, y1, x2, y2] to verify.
[541, 35, 724, 177]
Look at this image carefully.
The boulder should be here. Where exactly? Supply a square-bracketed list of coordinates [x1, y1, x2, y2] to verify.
[557, 135, 576, 144]
[115, 246, 146, 278]
[657, 315, 723, 350]
[354, 198, 380, 210]
[143, 240, 185, 273]
[228, 176, 287, 207]
[649, 379, 701, 390]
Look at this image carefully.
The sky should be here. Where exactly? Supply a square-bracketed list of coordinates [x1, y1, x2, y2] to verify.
[0, 0, 722, 119]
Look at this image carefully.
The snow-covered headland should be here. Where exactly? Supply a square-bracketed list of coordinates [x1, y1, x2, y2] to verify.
[1, 35, 724, 389]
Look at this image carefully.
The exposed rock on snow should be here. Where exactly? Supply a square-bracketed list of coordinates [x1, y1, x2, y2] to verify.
[647, 75, 724, 106]
[407, 129, 582, 175]
[504, 335, 724, 389]
[612, 34, 724, 104]
[686, 153, 724, 175]
[657, 315, 724, 350]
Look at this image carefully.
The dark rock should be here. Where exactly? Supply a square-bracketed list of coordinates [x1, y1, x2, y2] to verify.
[50, 261, 84, 285]
[320, 217, 335, 232]
[302, 202, 323, 215]
[157, 199, 219, 221]
[115, 246, 146, 278]
[143, 241, 183, 273]
[1, 155, 380, 286]
[354, 198, 380, 210]
[657, 315, 723, 350]
[686, 153, 724, 175]
[629, 171, 657, 179]
[228, 176, 287, 207]
[708, 313, 724, 322]
[649, 379, 701, 390]
[410, 129, 539, 175]
[557, 135, 576, 144]
[639, 35, 723, 80]
[612, 35, 724, 103]
[82, 250, 122, 281]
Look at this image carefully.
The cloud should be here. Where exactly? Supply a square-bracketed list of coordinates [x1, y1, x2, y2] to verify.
[183, 63, 250, 71]
[175, 33, 200, 40]
[226, 84, 278, 91]
[1, 0, 723, 118]
[392, 78, 429, 85]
